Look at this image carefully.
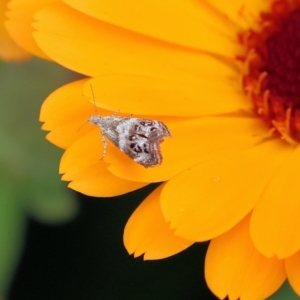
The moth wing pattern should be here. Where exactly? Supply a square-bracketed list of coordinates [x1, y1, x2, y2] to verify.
[88, 115, 171, 168]
[115, 118, 171, 167]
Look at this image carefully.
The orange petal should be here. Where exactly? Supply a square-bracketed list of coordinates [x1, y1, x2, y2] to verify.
[0, 32, 30, 61]
[67, 161, 146, 197]
[84, 75, 250, 117]
[206, 0, 270, 29]
[40, 79, 96, 149]
[40, 79, 89, 130]
[33, 2, 239, 78]
[5, 0, 54, 58]
[124, 184, 194, 260]
[285, 251, 300, 296]
[0, 0, 30, 61]
[59, 127, 146, 196]
[107, 116, 268, 183]
[64, 0, 241, 54]
[251, 146, 300, 259]
[40, 79, 120, 149]
[205, 215, 286, 300]
[160, 139, 293, 241]
[45, 120, 91, 149]
[60, 129, 105, 180]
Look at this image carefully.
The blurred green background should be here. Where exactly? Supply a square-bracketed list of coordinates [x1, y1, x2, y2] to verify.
[1, 58, 299, 300]
[0, 57, 78, 297]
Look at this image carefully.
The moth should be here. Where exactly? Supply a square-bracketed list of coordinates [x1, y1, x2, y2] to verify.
[87, 84, 171, 167]
[88, 114, 171, 167]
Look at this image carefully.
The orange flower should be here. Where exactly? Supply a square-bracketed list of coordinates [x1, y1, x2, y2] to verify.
[0, 0, 30, 61]
[6, 0, 300, 298]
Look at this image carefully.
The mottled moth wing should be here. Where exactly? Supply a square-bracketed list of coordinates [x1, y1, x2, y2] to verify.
[116, 118, 171, 167]
[88, 115, 171, 167]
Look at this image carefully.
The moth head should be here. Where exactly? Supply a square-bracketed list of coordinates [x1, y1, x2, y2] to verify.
[88, 115, 102, 126]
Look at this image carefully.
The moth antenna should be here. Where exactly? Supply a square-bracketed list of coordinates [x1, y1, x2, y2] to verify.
[90, 84, 98, 115]
[90, 84, 120, 117]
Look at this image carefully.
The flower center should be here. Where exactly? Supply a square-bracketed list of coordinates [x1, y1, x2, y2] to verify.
[240, 0, 300, 144]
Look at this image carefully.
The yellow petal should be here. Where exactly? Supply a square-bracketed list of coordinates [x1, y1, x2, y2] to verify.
[206, 0, 270, 29]
[107, 116, 267, 183]
[40, 79, 90, 130]
[205, 215, 286, 300]
[40, 79, 121, 149]
[251, 146, 300, 259]
[45, 120, 91, 149]
[60, 129, 105, 180]
[59, 127, 146, 196]
[160, 139, 293, 241]
[124, 184, 194, 260]
[43, 82, 267, 185]
[0, 0, 30, 61]
[40, 79, 97, 149]
[33, 2, 239, 78]
[67, 161, 146, 197]
[5, 0, 53, 58]
[84, 75, 250, 117]
[285, 251, 300, 296]
[64, 0, 241, 54]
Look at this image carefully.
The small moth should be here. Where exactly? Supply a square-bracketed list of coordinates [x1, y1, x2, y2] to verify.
[87, 88, 171, 168]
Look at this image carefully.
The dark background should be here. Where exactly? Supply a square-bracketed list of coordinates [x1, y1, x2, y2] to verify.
[8, 185, 218, 300]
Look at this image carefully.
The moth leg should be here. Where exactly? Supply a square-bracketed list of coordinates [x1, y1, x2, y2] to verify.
[99, 132, 107, 160]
